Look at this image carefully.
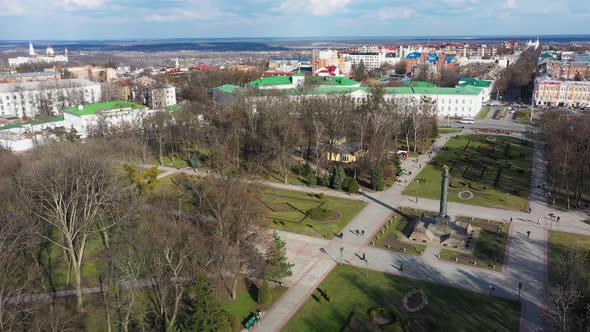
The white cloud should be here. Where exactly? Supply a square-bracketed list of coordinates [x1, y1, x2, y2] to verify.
[0, 0, 27, 16]
[63, 0, 107, 9]
[504, 0, 517, 9]
[373, 7, 416, 20]
[275, 0, 351, 16]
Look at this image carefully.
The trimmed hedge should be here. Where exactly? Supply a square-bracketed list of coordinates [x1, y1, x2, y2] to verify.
[307, 207, 333, 220]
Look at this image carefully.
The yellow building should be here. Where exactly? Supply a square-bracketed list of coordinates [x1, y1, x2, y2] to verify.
[326, 137, 364, 163]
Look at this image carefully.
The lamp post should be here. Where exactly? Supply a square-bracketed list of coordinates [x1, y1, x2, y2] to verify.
[365, 260, 369, 278]
[518, 282, 523, 303]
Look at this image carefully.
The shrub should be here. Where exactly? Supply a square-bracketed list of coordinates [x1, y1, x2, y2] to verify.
[330, 166, 346, 190]
[306, 207, 333, 220]
[371, 167, 385, 191]
[301, 162, 312, 177]
[317, 175, 329, 187]
[316, 192, 325, 199]
[342, 177, 351, 191]
[306, 173, 317, 186]
[347, 178, 360, 193]
[257, 280, 272, 305]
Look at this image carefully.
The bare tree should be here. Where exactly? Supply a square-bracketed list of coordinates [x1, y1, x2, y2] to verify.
[15, 142, 136, 311]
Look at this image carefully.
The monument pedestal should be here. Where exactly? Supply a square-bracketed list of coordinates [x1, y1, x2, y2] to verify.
[434, 215, 451, 226]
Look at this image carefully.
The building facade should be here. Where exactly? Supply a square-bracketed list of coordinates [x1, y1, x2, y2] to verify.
[0, 79, 100, 118]
[214, 75, 485, 118]
[0, 71, 60, 83]
[533, 79, 590, 107]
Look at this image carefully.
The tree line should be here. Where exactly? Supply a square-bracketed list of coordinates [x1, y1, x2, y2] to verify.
[0, 141, 292, 331]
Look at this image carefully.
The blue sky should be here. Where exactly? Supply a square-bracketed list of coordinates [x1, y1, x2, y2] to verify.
[0, 0, 588, 39]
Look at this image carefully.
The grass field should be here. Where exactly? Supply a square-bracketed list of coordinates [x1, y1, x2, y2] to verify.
[283, 265, 520, 332]
[439, 217, 508, 271]
[438, 127, 463, 135]
[516, 110, 531, 124]
[373, 209, 431, 255]
[222, 278, 288, 321]
[403, 134, 533, 211]
[475, 107, 491, 120]
[548, 231, 590, 285]
[150, 156, 189, 168]
[260, 188, 367, 239]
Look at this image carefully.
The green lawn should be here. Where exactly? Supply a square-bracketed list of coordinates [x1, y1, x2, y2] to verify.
[261, 188, 367, 239]
[284, 265, 520, 332]
[438, 127, 464, 135]
[373, 210, 431, 255]
[475, 107, 491, 120]
[516, 110, 531, 124]
[40, 235, 105, 290]
[223, 278, 288, 320]
[150, 156, 190, 168]
[404, 134, 533, 211]
[439, 217, 508, 271]
[548, 231, 590, 285]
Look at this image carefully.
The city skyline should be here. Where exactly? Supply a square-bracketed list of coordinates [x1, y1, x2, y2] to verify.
[0, 0, 589, 40]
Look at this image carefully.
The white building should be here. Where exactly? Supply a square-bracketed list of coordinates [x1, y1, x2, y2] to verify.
[63, 101, 157, 138]
[0, 117, 64, 152]
[0, 79, 100, 118]
[8, 42, 68, 67]
[215, 78, 486, 119]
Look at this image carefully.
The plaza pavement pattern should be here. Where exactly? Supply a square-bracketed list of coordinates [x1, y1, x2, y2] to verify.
[145, 132, 590, 332]
[248, 133, 590, 332]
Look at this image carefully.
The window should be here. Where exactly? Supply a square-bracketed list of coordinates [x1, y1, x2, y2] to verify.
[342, 154, 349, 162]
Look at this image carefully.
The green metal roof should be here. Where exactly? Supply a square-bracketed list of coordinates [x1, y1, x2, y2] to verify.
[166, 104, 181, 111]
[246, 75, 360, 88]
[0, 117, 64, 131]
[541, 53, 555, 59]
[402, 81, 436, 88]
[247, 76, 293, 87]
[63, 101, 145, 116]
[235, 85, 483, 97]
[215, 84, 242, 94]
[458, 78, 492, 88]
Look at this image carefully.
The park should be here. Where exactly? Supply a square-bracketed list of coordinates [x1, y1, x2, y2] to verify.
[404, 134, 533, 211]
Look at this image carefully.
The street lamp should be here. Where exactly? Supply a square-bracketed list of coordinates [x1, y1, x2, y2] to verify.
[365, 260, 369, 278]
[517, 282, 523, 303]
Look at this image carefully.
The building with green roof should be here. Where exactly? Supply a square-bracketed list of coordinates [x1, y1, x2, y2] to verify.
[458, 78, 493, 102]
[63, 100, 154, 138]
[402, 81, 436, 88]
[245, 75, 360, 90]
[214, 80, 487, 119]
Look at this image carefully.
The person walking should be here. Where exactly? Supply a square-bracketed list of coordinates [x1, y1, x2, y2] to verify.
[510, 217, 513, 223]
[537, 218, 541, 224]
[362, 252, 366, 261]
[361, 230, 365, 236]
[556, 216, 560, 222]
[527, 230, 531, 238]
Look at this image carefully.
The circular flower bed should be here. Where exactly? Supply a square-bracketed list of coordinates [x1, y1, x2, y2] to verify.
[402, 289, 428, 313]
[458, 190, 474, 200]
[486, 137, 497, 143]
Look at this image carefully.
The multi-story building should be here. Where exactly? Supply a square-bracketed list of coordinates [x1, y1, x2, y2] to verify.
[533, 78, 590, 107]
[66, 65, 117, 82]
[549, 61, 590, 81]
[63, 100, 157, 138]
[0, 79, 100, 118]
[268, 58, 312, 73]
[245, 73, 360, 90]
[0, 71, 60, 83]
[128, 77, 176, 109]
[8, 42, 68, 67]
[214, 75, 486, 118]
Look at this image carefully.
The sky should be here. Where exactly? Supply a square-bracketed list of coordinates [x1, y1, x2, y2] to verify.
[0, 0, 588, 40]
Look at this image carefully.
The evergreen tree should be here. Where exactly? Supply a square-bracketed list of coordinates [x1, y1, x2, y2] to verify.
[257, 280, 272, 305]
[330, 166, 345, 190]
[189, 151, 204, 167]
[347, 178, 360, 193]
[177, 276, 231, 332]
[371, 167, 385, 191]
[265, 231, 294, 280]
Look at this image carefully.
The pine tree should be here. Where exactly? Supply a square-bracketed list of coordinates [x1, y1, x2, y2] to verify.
[265, 231, 294, 280]
[371, 167, 385, 191]
[331, 166, 345, 190]
[258, 280, 272, 305]
[347, 178, 360, 193]
[177, 276, 230, 332]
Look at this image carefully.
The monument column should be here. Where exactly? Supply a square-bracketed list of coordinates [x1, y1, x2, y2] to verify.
[437, 165, 450, 223]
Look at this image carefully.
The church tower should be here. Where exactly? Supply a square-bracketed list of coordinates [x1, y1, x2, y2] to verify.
[29, 41, 36, 56]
